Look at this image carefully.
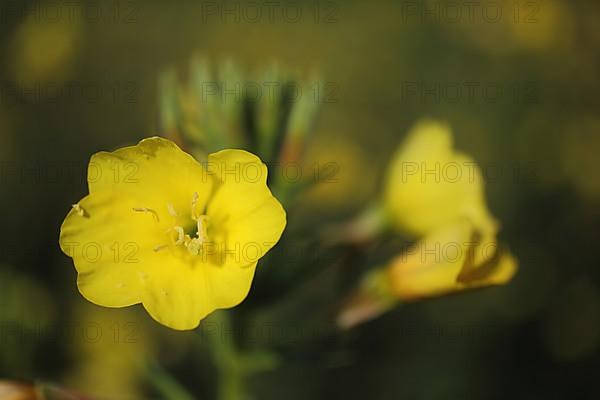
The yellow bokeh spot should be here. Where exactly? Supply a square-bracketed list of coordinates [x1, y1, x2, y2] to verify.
[11, 17, 81, 82]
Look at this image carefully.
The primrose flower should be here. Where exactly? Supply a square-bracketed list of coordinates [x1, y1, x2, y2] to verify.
[381, 119, 514, 287]
[60, 137, 286, 330]
[337, 120, 517, 328]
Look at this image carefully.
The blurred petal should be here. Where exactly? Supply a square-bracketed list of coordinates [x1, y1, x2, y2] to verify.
[457, 249, 518, 288]
[384, 120, 497, 236]
[387, 220, 474, 300]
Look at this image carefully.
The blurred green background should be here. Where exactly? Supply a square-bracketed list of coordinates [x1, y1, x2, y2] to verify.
[1, 0, 599, 398]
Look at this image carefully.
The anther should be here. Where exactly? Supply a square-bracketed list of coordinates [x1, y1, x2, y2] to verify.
[173, 226, 185, 245]
[72, 203, 88, 217]
[187, 238, 202, 255]
[132, 207, 160, 222]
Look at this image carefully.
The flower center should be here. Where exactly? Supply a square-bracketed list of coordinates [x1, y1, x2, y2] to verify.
[171, 214, 210, 256]
[170, 192, 210, 256]
[139, 192, 211, 256]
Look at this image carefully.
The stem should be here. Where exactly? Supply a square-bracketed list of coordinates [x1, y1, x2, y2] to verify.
[322, 202, 390, 245]
[200, 312, 279, 400]
[146, 362, 196, 400]
[203, 312, 246, 400]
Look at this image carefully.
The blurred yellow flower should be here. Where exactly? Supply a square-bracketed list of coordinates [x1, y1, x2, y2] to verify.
[60, 137, 286, 330]
[384, 119, 516, 286]
[338, 120, 517, 328]
[11, 18, 81, 82]
[301, 133, 376, 211]
[507, 0, 574, 52]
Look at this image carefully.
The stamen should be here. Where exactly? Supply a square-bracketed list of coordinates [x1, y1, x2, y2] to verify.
[173, 226, 185, 245]
[132, 207, 160, 222]
[191, 192, 199, 219]
[72, 203, 88, 217]
[167, 203, 177, 217]
[187, 238, 202, 255]
[153, 244, 168, 252]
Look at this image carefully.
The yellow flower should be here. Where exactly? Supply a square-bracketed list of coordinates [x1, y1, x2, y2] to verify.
[60, 137, 286, 330]
[11, 18, 81, 82]
[382, 120, 516, 295]
[338, 120, 517, 328]
[384, 119, 497, 236]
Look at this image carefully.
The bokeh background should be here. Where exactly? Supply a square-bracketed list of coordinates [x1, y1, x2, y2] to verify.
[1, 0, 599, 398]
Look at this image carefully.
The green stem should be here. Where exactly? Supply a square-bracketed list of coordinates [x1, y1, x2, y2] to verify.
[200, 312, 280, 400]
[204, 312, 246, 400]
[146, 362, 196, 400]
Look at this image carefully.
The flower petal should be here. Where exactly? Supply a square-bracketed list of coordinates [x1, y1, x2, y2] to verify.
[61, 189, 259, 330]
[60, 191, 165, 307]
[387, 220, 474, 300]
[206, 149, 286, 268]
[457, 248, 518, 287]
[88, 136, 212, 219]
[387, 220, 517, 300]
[142, 262, 258, 330]
[384, 120, 497, 236]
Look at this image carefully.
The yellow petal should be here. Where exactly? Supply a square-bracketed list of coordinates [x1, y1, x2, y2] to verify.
[386, 219, 517, 300]
[384, 120, 497, 236]
[60, 191, 163, 307]
[463, 228, 499, 271]
[387, 220, 474, 300]
[457, 249, 518, 288]
[142, 262, 258, 330]
[61, 190, 260, 330]
[206, 149, 286, 268]
[88, 136, 212, 219]
[390, 119, 454, 164]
